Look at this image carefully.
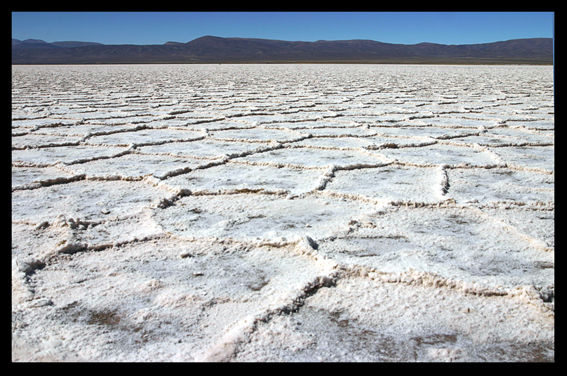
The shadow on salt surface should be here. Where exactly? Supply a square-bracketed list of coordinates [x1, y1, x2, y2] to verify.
[153, 193, 384, 243]
[316, 206, 553, 290]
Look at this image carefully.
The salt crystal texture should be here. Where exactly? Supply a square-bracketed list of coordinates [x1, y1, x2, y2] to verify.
[12, 64, 554, 362]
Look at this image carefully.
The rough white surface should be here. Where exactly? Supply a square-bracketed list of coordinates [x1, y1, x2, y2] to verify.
[12, 64, 554, 362]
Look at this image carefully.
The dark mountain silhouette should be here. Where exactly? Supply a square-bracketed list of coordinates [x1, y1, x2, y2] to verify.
[51, 41, 104, 48]
[11, 36, 553, 64]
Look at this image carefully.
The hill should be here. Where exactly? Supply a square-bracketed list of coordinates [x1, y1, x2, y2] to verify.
[11, 36, 554, 64]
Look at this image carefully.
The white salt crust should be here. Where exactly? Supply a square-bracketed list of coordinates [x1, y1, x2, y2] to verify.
[12, 64, 554, 362]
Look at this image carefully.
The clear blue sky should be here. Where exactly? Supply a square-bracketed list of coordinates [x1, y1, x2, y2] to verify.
[12, 12, 554, 45]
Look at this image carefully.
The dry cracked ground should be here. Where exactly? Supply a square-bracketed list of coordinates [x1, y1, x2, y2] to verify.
[11, 64, 554, 362]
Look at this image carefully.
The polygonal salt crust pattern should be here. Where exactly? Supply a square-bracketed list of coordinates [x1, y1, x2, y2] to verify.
[316, 206, 554, 290]
[373, 125, 478, 140]
[84, 128, 205, 146]
[12, 179, 171, 224]
[481, 207, 554, 249]
[325, 165, 444, 203]
[59, 152, 203, 180]
[209, 127, 306, 143]
[13, 238, 336, 361]
[12, 144, 129, 166]
[153, 192, 384, 243]
[12, 133, 84, 149]
[490, 145, 554, 172]
[377, 143, 500, 167]
[447, 168, 554, 205]
[239, 146, 389, 168]
[235, 275, 553, 362]
[294, 136, 375, 149]
[164, 161, 324, 195]
[12, 165, 75, 189]
[301, 126, 378, 137]
[12, 64, 554, 362]
[137, 139, 265, 159]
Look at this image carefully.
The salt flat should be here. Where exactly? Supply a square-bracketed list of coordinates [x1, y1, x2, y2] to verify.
[11, 64, 554, 362]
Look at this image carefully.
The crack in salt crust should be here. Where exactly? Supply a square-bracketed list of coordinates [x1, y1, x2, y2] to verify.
[12, 64, 554, 362]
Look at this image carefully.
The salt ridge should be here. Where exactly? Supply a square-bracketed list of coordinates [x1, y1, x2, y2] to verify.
[12, 64, 554, 362]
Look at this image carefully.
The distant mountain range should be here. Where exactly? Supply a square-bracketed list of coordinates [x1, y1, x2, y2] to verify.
[12, 36, 553, 64]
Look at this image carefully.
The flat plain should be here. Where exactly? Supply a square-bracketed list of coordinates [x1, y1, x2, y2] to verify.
[12, 64, 554, 362]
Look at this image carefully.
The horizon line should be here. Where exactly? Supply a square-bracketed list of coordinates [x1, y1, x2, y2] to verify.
[12, 35, 554, 47]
